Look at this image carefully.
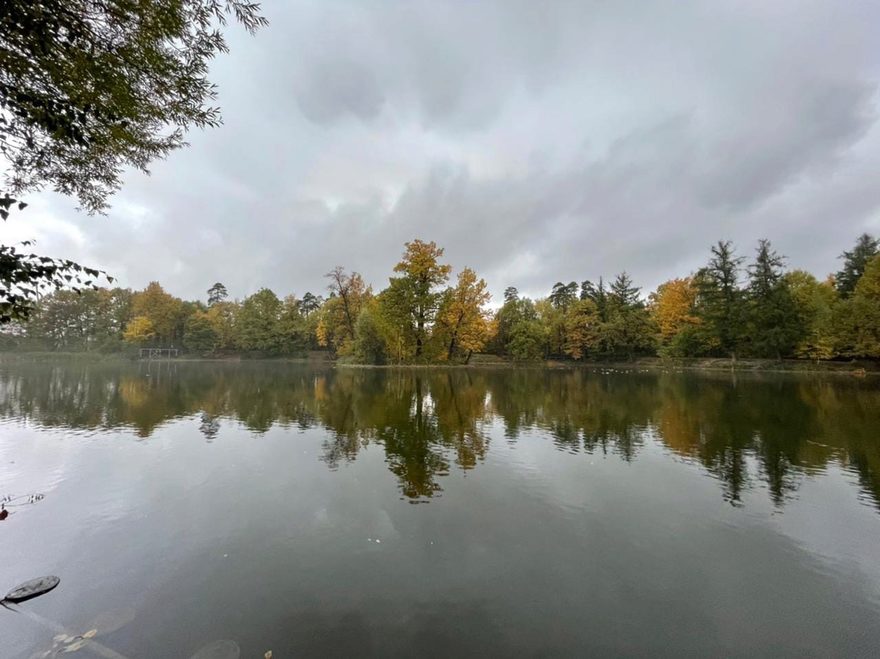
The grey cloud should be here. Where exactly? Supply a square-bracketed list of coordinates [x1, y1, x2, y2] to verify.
[697, 77, 877, 210]
[295, 57, 385, 124]
[10, 0, 880, 306]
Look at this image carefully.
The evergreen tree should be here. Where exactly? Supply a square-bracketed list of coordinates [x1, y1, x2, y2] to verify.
[301, 292, 322, 316]
[695, 241, 746, 359]
[207, 283, 228, 306]
[609, 272, 640, 308]
[746, 240, 801, 359]
[549, 281, 578, 310]
[602, 273, 654, 359]
[580, 278, 608, 321]
[835, 233, 879, 298]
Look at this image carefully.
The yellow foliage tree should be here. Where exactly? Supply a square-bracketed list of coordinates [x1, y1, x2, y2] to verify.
[385, 239, 452, 359]
[131, 282, 182, 343]
[649, 278, 700, 344]
[436, 267, 492, 362]
[123, 315, 155, 345]
[562, 299, 601, 360]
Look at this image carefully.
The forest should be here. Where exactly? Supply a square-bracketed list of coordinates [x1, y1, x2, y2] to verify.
[3, 234, 880, 363]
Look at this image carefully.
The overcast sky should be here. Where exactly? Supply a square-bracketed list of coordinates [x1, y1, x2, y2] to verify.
[5, 0, 880, 303]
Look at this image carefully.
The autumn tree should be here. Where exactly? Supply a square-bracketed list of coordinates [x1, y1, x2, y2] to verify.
[205, 301, 239, 351]
[128, 282, 184, 344]
[649, 278, 701, 356]
[835, 234, 879, 298]
[786, 270, 836, 361]
[123, 316, 156, 345]
[562, 299, 602, 360]
[383, 240, 451, 359]
[435, 268, 492, 362]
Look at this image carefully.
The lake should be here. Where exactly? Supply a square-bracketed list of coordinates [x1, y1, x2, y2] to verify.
[1, 360, 879, 658]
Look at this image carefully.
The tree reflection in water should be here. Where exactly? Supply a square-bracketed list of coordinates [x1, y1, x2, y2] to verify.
[0, 360, 878, 509]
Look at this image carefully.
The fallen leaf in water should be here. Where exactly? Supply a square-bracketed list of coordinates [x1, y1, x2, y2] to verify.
[61, 639, 85, 653]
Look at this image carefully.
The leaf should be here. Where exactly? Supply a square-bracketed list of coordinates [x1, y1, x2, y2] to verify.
[61, 639, 85, 653]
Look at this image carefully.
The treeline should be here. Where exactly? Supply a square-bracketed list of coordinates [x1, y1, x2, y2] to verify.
[4, 234, 880, 362]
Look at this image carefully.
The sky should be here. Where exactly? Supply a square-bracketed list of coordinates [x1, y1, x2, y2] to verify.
[5, 0, 880, 304]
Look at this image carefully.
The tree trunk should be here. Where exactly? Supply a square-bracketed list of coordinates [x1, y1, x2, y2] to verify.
[416, 311, 425, 358]
[447, 335, 456, 362]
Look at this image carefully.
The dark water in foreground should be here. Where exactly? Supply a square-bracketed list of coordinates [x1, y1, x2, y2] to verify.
[1, 360, 879, 658]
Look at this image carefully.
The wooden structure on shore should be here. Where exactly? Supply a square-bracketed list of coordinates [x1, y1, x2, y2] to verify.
[139, 348, 179, 360]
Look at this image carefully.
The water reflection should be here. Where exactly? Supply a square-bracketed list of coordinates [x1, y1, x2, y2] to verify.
[0, 361, 878, 509]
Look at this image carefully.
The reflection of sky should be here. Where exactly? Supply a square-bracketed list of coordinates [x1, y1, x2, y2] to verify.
[490, 421, 880, 596]
[3, 411, 880, 657]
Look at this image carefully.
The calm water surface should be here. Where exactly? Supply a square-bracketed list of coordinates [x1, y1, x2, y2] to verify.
[1, 360, 879, 658]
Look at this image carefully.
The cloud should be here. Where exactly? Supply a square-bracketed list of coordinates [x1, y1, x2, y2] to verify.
[5, 0, 880, 304]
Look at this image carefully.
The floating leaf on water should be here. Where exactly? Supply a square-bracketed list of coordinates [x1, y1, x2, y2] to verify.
[4, 575, 60, 602]
[189, 639, 241, 659]
[61, 639, 85, 653]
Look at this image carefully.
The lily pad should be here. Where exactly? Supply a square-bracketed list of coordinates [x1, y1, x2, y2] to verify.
[4, 575, 60, 602]
[189, 639, 241, 659]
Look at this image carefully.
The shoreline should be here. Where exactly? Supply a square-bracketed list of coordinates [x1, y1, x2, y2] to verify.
[1, 352, 875, 376]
